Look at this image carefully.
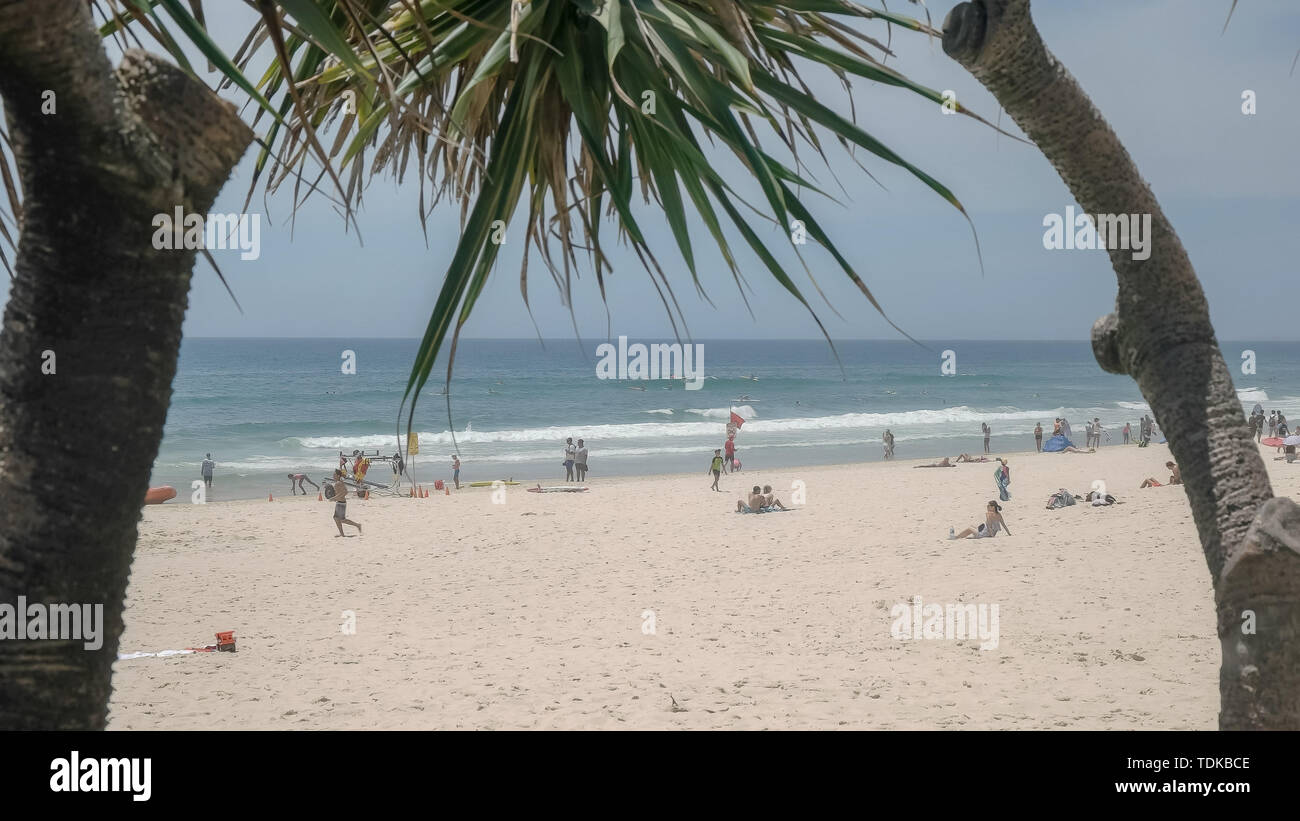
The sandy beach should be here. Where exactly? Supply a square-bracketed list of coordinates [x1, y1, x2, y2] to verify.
[105, 442, 1300, 730]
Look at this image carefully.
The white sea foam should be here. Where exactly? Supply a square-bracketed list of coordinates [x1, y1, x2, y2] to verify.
[1237, 388, 1269, 402]
[644, 408, 675, 415]
[685, 405, 757, 419]
[284, 405, 1120, 452]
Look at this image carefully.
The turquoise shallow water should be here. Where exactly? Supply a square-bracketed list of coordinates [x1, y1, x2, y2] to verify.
[151, 338, 1300, 500]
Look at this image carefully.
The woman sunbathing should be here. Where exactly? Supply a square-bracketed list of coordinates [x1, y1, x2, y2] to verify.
[915, 457, 955, 468]
[761, 485, 787, 510]
[949, 501, 1011, 539]
[955, 453, 990, 463]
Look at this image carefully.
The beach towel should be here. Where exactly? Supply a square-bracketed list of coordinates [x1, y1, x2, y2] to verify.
[1041, 434, 1074, 453]
[994, 466, 1011, 501]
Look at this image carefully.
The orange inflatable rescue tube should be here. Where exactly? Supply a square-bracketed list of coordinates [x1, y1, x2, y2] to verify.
[143, 486, 177, 505]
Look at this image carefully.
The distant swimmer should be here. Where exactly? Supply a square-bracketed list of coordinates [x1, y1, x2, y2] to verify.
[628, 386, 646, 391]
[288, 473, 320, 495]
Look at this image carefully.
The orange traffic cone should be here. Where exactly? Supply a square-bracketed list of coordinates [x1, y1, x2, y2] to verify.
[268, 491, 274, 502]
[317, 490, 323, 501]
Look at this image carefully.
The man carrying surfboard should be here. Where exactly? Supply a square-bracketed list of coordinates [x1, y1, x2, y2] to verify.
[329, 469, 362, 538]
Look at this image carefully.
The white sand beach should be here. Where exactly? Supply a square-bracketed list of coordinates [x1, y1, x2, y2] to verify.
[106, 443, 1300, 730]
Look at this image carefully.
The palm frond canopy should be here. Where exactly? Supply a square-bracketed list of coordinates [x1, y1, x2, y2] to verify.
[41, 1, 993, 438]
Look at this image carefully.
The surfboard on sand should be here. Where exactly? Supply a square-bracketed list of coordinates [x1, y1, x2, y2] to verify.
[527, 486, 589, 493]
[144, 486, 177, 505]
[468, 480, 520, 487]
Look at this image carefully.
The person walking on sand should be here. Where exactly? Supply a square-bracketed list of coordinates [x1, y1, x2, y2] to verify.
[883, 428, 895, 460]
[201, 453, 215, 489]
[288, 473, 319, 495]
[563, 438, 576, 481]
[575, 439, 588, 482]
[1122, 422, 1131, 444]
[451, 454, 461, 490]
[709, 449, 725, 491]
[330, 469, 362, 537]
[994, 458, 1011, 502]
[1034, 422, 1043, 452]
[981, 422, 990, 454]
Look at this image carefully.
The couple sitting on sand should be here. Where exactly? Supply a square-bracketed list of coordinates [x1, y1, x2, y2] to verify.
[1140, 462, 1181, 488]
[736, 485, 787, 513]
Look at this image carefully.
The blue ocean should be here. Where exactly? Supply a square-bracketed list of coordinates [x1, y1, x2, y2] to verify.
[152, 338, 1300, 500]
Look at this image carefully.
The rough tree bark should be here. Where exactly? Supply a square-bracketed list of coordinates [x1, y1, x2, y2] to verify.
[0, 0, 251, 728]
[942, 0, 1300, 729]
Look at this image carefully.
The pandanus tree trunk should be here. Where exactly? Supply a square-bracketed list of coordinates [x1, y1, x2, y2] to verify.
[0, 0, 251, 728]
[942, 0, 1300, 729]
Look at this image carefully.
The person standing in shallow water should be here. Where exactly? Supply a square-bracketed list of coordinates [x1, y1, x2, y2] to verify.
[575, 439, 588, 482]
[201, 453, 215, 489]
[981, 422, 991, 454]
[563, 437, 576, 481]
[1034, 423, 1042, 452]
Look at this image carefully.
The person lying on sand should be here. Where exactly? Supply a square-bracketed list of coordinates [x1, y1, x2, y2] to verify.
[1141, 461, 1181, 488]
[955, 453, 990, 463]
[762, 485, 787, 511]
[915, 457, 955, 468]
[736, 485, 766, 513]
[1058, 445, 1095, 454]
[949, 501, 1011, 539]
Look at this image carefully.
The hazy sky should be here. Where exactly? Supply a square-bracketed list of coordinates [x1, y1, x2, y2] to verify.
[4, 1, 1297, 340]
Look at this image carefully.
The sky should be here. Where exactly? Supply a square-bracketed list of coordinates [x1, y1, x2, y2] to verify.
[3, 0, 1297, 341]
